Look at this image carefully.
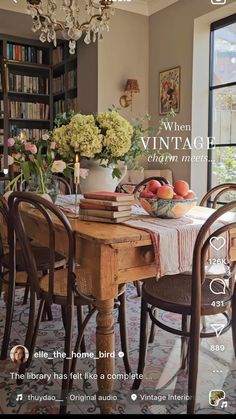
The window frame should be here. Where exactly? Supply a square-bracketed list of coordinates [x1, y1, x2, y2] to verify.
[207, 13, 236, 191]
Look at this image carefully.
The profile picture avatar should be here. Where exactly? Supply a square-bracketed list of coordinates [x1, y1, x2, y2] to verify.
[10, 346, 29, 364]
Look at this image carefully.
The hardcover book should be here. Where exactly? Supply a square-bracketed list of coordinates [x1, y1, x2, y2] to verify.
[83, 191, 135, 202]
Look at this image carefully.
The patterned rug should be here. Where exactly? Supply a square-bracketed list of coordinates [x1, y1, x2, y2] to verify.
[0, 284, 235, 415]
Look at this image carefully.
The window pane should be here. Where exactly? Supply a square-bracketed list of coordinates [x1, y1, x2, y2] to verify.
[213, 22, 236, 86]
[212, 146, 236, 186]
[212, 85, 236, 145]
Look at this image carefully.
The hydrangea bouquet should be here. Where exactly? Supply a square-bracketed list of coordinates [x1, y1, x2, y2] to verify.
[52, 111, 134, 179]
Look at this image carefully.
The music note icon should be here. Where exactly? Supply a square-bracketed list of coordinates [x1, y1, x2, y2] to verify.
[16, 394, 23, 401]
[221, 401, 228, 408]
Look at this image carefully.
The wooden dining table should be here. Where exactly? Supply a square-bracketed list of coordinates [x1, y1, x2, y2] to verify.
[22, 204, 236, 414]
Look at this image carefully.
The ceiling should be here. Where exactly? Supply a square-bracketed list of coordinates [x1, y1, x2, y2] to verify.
[0, 0, 180, 17]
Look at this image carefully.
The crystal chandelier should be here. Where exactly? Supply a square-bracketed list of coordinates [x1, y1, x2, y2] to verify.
[19, 1, 114, 54]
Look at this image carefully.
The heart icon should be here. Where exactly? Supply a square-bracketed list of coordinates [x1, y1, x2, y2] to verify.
[131, 394, 137, 401]
[210, 236, 226, 251]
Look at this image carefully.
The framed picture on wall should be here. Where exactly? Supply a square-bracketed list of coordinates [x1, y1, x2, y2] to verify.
[159, 66, 180, 115]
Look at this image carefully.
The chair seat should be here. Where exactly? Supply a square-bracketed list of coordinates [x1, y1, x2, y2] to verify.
[2, 246, 66, 272]
[142, 275, 232, 316]
[184, 262, 229, 278]
[39, 268, 125, 304]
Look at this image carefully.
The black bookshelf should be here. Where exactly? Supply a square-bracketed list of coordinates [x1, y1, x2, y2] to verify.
[52, 41, 78, 118]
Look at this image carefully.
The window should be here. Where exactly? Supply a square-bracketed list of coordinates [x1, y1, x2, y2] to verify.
[208, 15, 236, 190]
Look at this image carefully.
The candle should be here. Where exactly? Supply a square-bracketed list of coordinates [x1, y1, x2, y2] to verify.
[74, 154, 80, 185]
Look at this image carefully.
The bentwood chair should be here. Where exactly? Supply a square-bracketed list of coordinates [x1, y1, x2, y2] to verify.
[53, 175, 72, 195]
[8, 192, 131, 414]
[132, 200, 236, 414]
[0, 194, 67, 360]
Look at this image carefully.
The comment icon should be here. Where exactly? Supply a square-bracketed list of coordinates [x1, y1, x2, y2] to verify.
[209, 278, 226, 295]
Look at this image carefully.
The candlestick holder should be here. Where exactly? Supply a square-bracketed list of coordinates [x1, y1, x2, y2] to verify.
[74, 182, 80, 217]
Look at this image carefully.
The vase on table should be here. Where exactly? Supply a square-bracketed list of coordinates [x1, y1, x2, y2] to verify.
[28, 172, 59, 203]
[79, 160, 127, 193]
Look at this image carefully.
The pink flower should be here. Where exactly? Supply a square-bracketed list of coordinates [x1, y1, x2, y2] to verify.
[50, 141, 57, 150]
[8, 137, 15, 147]
[30, 144, 37, 154]
[24, 142, 37, 154]
[80, 168, 89, 179]
[29, 155, 35, 162]
[24, 142, 33, 151]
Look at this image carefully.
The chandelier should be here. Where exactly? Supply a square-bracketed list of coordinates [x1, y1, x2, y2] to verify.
[15, 1, 114, 54]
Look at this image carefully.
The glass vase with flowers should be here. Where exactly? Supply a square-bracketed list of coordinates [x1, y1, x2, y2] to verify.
[6, 132, 86, 201]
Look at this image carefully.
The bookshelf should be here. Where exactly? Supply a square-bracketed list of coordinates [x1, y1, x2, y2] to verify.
[52, 42, 78, 118]
[0, 35, 53, 172]
[0, 35, 83, 174]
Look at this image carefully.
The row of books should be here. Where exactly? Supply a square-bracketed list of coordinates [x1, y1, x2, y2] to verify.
[9, 101, 50, 120]
[8, 73, 49, 95]
[54, 99, 65, 115]
[53, 74, 65, 94]
[10, 126, 48, 140]
[52, 45, 64, 65]
[7, 43, 44, 64]
[79, 192, 135, 223]
[68, 69, 77, 90]
[67, 97, 77, 112]
[0, 129, 3, 146]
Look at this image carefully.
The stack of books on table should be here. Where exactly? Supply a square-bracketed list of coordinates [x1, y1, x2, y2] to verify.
[79, 191, 135, 223]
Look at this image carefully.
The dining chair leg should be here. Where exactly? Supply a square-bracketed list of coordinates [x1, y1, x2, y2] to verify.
[133, 281, 141, 297]
[60, 301, 74, 414]
[69, 306, 97, 391]
[16, 291, 37, 384]
[180, 315, 189, 371]
[77, 305, 86, 354]
[232, 282, 236, 357]
[186, 317, 200, 414]
[132, 299, 149, 390]
[17, 299, 45, 383]
[0, 271, 16, 360]
[22, 276, 30, 305]
[149, 308, 158, 344]
[118, 292, 132, 374]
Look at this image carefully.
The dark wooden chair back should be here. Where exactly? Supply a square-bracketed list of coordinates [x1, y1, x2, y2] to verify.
[200, 183, 236, 208]
[53, 176, 72, 195]
[190, 199, 236, 338]
[0, 195, 9, 260]
[8, 192, 75, 305]
[133, 176, 169, 195]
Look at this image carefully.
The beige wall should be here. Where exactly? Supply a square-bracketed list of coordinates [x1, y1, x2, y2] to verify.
[149, 0, 236, 184]
[98, 9, 149, 123]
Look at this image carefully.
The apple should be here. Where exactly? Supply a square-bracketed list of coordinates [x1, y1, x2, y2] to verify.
[140, 190, 155, 198]
[148, 180, 162, 194]
[174, 180, 189, 197]
[173, 194, 184, 200]
[157, 185, 174, 200]
[184, 190, 196, 199]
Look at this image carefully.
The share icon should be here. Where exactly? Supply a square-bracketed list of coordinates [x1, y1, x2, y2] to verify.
[210, 324, 225, 337]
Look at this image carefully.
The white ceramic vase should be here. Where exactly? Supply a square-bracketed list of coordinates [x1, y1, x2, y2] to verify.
[79, 160, 127, 193]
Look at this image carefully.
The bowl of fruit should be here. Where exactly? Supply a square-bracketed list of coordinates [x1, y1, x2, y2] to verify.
[137, 179, 197, 219]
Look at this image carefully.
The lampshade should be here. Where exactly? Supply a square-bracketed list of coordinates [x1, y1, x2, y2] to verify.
[125, 79, 140, 93]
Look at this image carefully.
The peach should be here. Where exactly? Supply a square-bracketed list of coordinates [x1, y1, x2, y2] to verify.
[184, 190, 196, 199]
[148, 180, 162, 194]
[157, 185, 174, 200]
[140, 190, 155, 198]
[173, 194, 184, 200]
[174, 180, 189, 197]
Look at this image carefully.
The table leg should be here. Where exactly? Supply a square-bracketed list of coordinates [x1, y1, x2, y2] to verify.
[96, 298, 115, 414]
